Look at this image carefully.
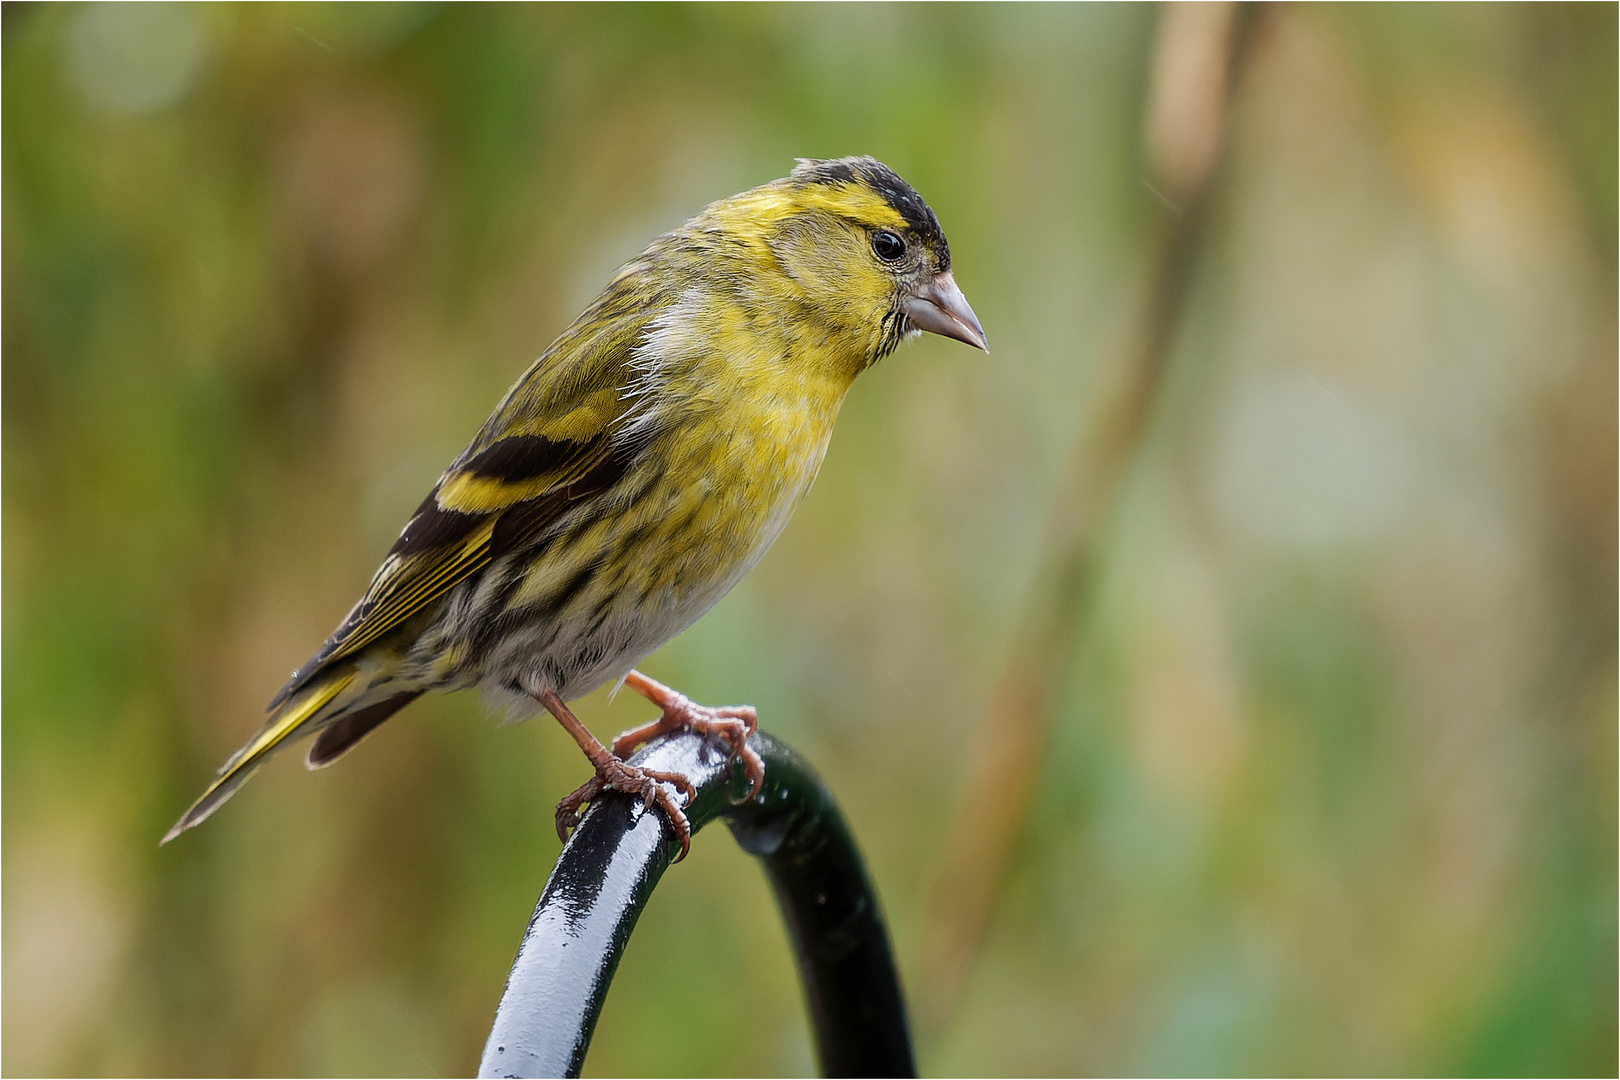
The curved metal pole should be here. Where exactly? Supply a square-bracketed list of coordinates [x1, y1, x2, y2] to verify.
[479, 729, 915, 1079]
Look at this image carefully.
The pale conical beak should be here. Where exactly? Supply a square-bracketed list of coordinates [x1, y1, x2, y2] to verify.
[903, 270, 988, 353]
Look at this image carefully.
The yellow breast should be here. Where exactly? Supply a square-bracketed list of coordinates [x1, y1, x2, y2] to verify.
[627, 290, 854, 602]
[507, 285, 858, 617]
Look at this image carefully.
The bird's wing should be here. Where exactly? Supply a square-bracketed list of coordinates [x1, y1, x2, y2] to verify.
[269, 288, 662, 709]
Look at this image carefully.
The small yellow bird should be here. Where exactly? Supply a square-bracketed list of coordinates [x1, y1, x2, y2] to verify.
[165, 157, 986, 855]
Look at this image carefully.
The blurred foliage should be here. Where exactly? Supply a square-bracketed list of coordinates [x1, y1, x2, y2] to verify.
[2, 3, 1614, 1076]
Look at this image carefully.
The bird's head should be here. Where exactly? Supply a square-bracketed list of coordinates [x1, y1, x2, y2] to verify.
[702, 156, 987, 372]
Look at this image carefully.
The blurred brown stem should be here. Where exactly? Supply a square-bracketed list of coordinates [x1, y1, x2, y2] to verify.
[915, 1, 1260, 1032]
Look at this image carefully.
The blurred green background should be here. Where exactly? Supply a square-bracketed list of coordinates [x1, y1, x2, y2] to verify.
[4, 3, 1614, 1076]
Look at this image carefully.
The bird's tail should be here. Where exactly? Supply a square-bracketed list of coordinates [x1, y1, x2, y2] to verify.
[162, 665, 360, 844]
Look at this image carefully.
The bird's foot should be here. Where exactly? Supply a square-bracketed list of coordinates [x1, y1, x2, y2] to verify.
[553, 758, 698, 858]
[615, 670, 765, 803]
[537, 687, 700, 860]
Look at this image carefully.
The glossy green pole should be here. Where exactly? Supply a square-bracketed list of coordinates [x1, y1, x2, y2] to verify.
[479, 729, 914, 1079]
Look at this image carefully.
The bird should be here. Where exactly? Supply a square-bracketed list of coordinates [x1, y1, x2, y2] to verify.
[164, 156, 987, 857]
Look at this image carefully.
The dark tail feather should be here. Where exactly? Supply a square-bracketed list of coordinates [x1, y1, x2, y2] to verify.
[306, 691, 422, 769]
[162, 666, 360, 844]
[161, 760, 268, 844]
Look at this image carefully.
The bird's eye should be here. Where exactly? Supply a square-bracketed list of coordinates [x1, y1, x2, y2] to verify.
[871, 230, 906, 262]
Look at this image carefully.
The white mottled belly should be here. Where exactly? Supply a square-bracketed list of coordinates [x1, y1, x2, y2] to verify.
[459, 390, 841, 711]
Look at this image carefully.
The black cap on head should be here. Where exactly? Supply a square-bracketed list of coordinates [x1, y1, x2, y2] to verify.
[791, 156, 949, 267]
